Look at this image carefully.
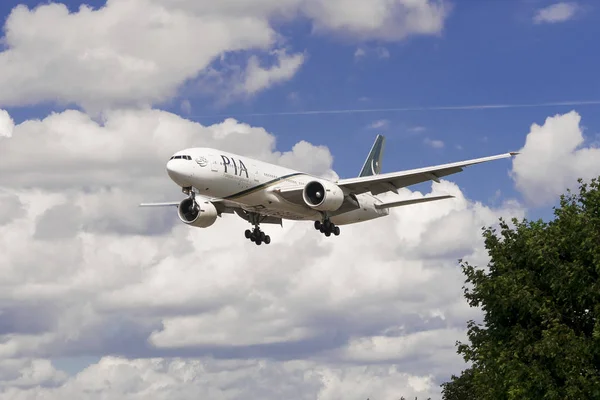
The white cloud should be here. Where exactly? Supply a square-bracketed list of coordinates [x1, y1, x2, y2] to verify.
[0, 105, 526, 398]
[0, 356, 447, 400]
[511, 110, 600, 206]
[0, 1, 277, 114]
[0, 0, 449, 113]
[533, 2, 579, 24]
[0, 359, 67, 389]
[424, 138, 444, 148]
[239, 50, 306, 96]
[303, 0, 449, 41]
[0, 109, 14, 137]
[0, 108, 334, 191]
[367, 119, 390, 129]
[0, 191, 25, 226]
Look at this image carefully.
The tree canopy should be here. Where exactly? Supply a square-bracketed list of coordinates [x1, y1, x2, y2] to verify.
[442, 177, 600, 400]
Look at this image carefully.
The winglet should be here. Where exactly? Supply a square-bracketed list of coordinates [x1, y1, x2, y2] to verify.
[509, 151, 520, 156]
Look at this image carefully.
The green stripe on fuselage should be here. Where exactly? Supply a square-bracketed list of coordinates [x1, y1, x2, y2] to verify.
[222, 173, 304, 200]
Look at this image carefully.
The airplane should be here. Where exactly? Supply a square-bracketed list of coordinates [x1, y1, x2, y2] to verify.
[140, 135, 518, 245]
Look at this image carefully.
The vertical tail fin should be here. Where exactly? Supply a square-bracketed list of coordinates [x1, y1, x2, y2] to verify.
[358, 134, 386, 177]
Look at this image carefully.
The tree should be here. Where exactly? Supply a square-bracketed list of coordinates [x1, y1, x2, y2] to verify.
[442, 177, 600, 400]
[440, 367, 476, 400]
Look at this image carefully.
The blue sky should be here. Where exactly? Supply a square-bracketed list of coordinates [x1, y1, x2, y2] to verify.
[2, 1, 599, 220]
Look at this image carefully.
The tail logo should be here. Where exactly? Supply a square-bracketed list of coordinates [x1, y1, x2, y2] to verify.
[371, 159, 380, 175]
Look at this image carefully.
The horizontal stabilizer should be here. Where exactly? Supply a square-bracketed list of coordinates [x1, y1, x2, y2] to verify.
[374, 194, 454, 209]
[139, 202, 180, 207]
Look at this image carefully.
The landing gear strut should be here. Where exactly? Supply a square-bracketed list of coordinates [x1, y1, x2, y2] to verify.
[183, 186, 199, 212]
[314, 218, 340, 237]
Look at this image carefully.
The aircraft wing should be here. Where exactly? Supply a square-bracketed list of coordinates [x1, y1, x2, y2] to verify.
[337, 152, 518, 196]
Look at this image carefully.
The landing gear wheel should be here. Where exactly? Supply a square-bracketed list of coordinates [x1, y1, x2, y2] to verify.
[325, 231, 331, 237]
[264, 235, 271, 244]
[245, 229, 252, 239]
[314, 221, 321, 230]
[333, 226, 340, 236]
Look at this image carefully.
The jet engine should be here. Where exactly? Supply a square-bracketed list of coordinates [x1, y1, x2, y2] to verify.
[177, 198, 218, 228]
[302, 180, 344, 211]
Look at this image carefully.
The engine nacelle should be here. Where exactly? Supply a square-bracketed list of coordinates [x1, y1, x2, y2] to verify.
[302, 180, 344, 211]
[177, 198, 218, 228]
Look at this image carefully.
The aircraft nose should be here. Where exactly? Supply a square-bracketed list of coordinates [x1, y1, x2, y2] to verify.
[166, 159, 190, 185]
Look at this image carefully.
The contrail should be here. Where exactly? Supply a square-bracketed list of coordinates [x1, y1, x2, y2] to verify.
[188, 100, 600, 118]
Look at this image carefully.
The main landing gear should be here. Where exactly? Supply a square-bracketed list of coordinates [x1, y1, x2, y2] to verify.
[314, 218, 340, 237]
[243, 212, 271, 245]
[245, 226, 271, 245]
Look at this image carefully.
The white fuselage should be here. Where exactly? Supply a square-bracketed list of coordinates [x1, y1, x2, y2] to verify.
[165, 147, 389, 225]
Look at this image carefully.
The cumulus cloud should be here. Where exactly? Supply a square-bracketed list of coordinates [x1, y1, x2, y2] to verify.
[0, 108, 332, 191]
[533, 2, 579, 24]
[511, 111, 600, 206]
[303, 0, 449, 40]
[0, 0, 449, 113]
[240, 50, 306, 96]
[0, 356, 446, 400]
[0, 359, 67, 390]
[0, 191, 25, 226]
[0, 104, 526, 398]
[0, 109, 14, 137]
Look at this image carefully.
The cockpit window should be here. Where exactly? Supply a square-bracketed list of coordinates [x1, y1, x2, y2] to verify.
[170, 155, 191, 160]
